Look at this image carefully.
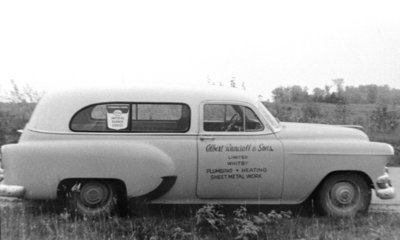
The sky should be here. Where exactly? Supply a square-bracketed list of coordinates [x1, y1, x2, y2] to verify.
[1, 0, 399, 100]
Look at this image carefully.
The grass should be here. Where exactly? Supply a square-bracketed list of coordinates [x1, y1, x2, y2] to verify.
[1, 201, 400, 240]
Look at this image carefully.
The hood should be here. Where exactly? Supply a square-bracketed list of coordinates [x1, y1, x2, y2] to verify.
[276, 122, 369, 141]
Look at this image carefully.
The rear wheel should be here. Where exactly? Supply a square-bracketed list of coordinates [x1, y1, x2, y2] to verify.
[316, 173, 371, 217]
[68, 180, 117, 217]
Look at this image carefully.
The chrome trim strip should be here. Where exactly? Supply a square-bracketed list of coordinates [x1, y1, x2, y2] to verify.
[27, 128, 198, 136]
[288, 152, 393, 156]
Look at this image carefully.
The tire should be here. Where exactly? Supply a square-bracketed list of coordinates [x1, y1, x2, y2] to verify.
[316, 173, 371, 217]
[68, 180, 117, 217]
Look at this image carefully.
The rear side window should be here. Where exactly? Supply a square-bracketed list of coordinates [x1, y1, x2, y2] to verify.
[70, 103, 190, 132]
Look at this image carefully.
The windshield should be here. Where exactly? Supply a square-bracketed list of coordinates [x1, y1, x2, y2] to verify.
[257, 102, 281, 131]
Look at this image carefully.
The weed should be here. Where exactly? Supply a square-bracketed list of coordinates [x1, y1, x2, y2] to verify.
[233, 206, 260, 240]
[194, 204, 227, 238]
[1, 202, 400, 239]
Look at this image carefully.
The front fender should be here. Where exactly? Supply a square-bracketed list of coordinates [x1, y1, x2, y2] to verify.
[2, 140, 177, 199]
[281, 140, 393, 204]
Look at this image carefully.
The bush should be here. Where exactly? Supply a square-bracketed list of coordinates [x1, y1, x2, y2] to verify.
[232, 206, 260, 240]
[369, 105, 400, 132]
[300, 102, 323, 123]
[0, 102, 36, 146]
[195, 204, 227, 237]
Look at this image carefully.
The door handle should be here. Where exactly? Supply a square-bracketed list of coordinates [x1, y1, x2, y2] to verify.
[200, 136, 215, 141]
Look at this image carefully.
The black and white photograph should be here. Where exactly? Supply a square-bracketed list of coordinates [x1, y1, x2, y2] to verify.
[0, 0, 399, 239]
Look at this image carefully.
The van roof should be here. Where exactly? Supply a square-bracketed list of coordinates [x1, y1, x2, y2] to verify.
[25, 85, 261, 133]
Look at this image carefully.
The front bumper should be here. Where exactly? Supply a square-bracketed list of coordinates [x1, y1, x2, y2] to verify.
[0, 182, 25, 198]
[375, 172, 395, 200]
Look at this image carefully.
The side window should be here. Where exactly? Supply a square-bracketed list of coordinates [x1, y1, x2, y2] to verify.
[71, 103, 190, 132]
[203, 104, 263, 132]
[132, 104, 190, 132]
[71, 104, 130, 132]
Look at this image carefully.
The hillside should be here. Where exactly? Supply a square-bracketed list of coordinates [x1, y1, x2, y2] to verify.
[265, 102, 400, 165]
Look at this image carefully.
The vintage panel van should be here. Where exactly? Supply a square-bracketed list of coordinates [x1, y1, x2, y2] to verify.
[0, 85, 395, 217]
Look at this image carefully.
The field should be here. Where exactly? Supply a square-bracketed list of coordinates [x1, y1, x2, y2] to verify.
[266, 102, 400, 165]
[1, 200, 400, 240]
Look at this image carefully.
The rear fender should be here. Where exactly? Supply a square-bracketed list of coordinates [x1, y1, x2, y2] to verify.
[2, 141, 176, 199]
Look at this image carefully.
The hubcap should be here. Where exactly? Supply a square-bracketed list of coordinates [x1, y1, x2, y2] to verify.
[80, 182, 109, 207]
[330, 182, 357, 206]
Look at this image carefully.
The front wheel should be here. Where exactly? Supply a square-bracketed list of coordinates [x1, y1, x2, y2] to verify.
[316, 173, 371, 217]
[68, 180, 117, 217]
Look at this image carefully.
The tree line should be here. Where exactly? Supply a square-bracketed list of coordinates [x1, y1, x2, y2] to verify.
[272, 79, 400, 105]
[0, 81, 40, 145]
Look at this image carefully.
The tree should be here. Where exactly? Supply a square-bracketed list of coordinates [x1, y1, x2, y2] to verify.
[345, 86, 364, 104]
[328, 92, 339, 103]
[366, 84, 378, 104]
[5, 80, 43, 103]
[272, 87, 291, 103]
[392, 89, 400, 104]
[324, 85, 332, 102]
[332, 78, 345, 102]
[312, 87, 325, 102]
[273, 82, 400, 105]
[290, 85, 308, 102]
[377, 85, 391, 104]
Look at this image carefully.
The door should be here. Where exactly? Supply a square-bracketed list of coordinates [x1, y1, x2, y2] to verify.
[196, 103, 284, 200]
